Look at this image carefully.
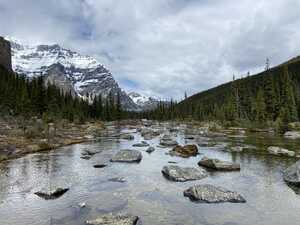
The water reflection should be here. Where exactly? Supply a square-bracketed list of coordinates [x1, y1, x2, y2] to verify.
[0, 123, 300, 225]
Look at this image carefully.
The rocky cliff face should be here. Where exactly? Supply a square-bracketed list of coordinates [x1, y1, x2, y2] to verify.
[0, 37, 12, 72]
[7, 37, 139, 110]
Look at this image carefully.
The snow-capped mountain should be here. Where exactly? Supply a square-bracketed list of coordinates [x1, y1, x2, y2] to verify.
[128, 92, 161, 111]
[7, 37, 139, 110]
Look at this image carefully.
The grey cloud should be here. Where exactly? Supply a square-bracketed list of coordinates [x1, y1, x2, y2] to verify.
[1, 0, 300, 99]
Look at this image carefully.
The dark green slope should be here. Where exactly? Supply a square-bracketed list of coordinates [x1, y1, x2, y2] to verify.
[175, 56, 300, 124]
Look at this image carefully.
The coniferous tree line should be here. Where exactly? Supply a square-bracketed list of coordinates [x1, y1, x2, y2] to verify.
[0, 66, 125, 122]
[144, 60, 300, 131]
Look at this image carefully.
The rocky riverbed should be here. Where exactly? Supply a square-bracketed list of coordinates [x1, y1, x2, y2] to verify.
[1, 120, 300, 225]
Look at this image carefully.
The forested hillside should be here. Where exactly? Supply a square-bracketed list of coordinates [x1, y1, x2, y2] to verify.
[175, 58, 300, 127]
[144, 57, 300, 131]
[0, 65, 124, 123]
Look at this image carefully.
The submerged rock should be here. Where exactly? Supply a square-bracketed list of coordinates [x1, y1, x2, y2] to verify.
[110, 150, 142, 163]
[283, 161, 300, 187]
[93, 164, 107, 168]
[227, 146, 244, 152]
[169, 145, 198, 158]
[81, 155, 92, 160]
[35, 188, 69, 200]
[86, 214, 139, 225]
[82, 149, 101, 156]
[146, 147, 155, 154]
[120, 134, 134, 140]
[162, 165, 207, 182]
[183, 184, 246, 203]
[132, 141, 149, 147]
[267, 146, 295, 157]
[108, 177, 127, 183]
[141, 128, 160, 140]
[184, 136, 195, 140]
[198, 157, 240, 171]
[160, 139, 178, 147]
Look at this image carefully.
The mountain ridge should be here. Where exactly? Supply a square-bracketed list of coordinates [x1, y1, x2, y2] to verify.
[6, 37, 140, 111]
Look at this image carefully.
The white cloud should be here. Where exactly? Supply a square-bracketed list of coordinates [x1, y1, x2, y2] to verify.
[1, 0, 300, 99]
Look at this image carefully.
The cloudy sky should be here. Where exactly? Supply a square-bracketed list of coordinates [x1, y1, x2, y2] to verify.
[1, 0, 300, 100]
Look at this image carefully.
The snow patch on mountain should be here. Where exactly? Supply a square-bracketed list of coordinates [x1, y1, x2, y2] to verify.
[6, 37, 139, 110]
[128, 92, 161, 111]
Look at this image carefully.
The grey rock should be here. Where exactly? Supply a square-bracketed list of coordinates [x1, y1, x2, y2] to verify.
[284, 131, 300, 139]
[283, 161, 300, 186]
[108, 177, 126, 183]
[86, 214, 139, 225]
[81, 155, 92, 160]
[120, 134, 134, 140]
[110, 150, 142, 163]
[35, 188, 69, 200]
[198, 157, 240, 171]
[132, 141, 149, 147]
[160, 138, 178, 147]
[227, 146, 244, 152]
[93, 164, 107, 168]
[267, 146, 295, 157]
[184, 184, 246, 203]
[162, 165, 208, 182]
[146, 147, 155, 154]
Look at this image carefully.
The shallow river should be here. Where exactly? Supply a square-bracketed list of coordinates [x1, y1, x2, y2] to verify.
[1, 122, 300, 225]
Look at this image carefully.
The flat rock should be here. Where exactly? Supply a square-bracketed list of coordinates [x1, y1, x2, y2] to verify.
[267, 146, 295, 157]
[93, 164, 107, 168]
[160, 139, 178, 147]
[86, 214, 139, 225]
[108, 177, 126, 183]
[132, 141, 149, 147]
[35, 188, 69, 200]
[283, 161, 300, 187]
[198, 157, 240, 171]
[111, 150, 142, 163]
[162, 165, 208, 182]
[227, 146, 244, 152]
[81, 155, 92, 160]
[169, 145, 198, 158]
[120, 134, 134, 140]
[183, 184, 246, 203]
[146, 147, 155, 153]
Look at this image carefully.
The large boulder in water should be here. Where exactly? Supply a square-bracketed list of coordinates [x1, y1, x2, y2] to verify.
[169, 145, 198, 158]
[283, 161, 300, 187]
[86, 214, 139, 225]
[184, 184, 246, 203]
[198, 157, 240, 171]
[110, 150, 142, 163]
[267, 146, 295, 157]
[162, 165, 207, 182]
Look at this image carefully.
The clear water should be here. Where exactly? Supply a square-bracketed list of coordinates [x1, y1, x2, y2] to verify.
[0, 123, 300, 225]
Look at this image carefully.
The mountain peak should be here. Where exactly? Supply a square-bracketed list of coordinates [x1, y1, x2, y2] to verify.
[8, 37, 139, 110]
